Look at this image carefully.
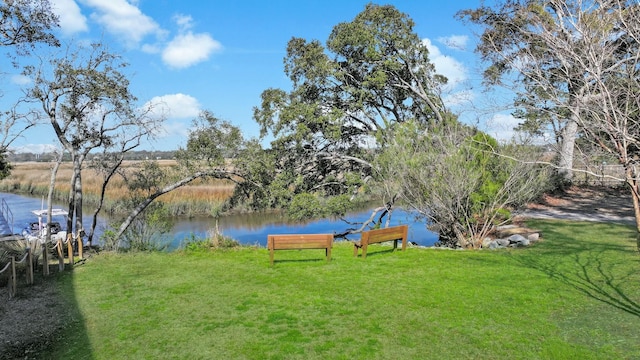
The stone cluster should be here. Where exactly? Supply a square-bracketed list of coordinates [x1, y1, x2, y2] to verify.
[482, 225, 541, 249]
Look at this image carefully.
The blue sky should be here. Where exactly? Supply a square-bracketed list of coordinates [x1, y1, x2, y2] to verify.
[5, 0, 522, 153]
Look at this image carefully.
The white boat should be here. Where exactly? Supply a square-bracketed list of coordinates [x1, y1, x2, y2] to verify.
[22, 208, 69, 244]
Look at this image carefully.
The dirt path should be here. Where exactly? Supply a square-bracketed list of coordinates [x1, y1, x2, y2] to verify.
[519, 186, 636, 226]
[0, 273, 73, 360]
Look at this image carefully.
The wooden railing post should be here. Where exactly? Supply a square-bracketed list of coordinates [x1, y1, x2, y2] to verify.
[77, 231, 83, 259]
[9, 256, 16, 298]
[26, 247, 33, 285]
[42, 244, 49, 276]
[57, 238, 64, 271]
[66, 234, 74, 267]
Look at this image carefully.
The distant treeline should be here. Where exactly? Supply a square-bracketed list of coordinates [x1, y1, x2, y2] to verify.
[7, 150, 177, 163]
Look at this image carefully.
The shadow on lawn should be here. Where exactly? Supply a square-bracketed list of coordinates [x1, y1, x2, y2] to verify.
[0, 261, 93, 359]
[53, 265, 94, 359]
[516, 221, 640, 318]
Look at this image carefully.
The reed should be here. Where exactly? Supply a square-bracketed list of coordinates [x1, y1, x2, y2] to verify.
[0, 161, 235, 216]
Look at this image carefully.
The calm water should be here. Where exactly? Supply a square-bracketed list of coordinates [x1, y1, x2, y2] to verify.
[0, 193, 438, 248]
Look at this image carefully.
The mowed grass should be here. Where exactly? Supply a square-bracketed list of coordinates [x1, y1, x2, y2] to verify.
[49, 220, 640, 359]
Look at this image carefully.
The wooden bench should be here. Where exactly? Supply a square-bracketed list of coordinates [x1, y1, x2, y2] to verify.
[267, 234, 334, 266]
[353, 225, 408, 258]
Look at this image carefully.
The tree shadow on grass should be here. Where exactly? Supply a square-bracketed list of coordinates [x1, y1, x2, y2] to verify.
[515, 221, 640, 317]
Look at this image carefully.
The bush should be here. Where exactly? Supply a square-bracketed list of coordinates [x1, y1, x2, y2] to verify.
[182, 225, 240, 252]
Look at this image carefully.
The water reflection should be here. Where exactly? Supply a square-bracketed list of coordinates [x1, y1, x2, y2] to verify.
[1, 193, 438, 249]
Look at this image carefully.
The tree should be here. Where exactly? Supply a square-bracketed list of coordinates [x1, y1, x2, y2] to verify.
[111, 111, 246, 248]
[250, 4, 448, 231]
[0, 0, 59, 179]
[85, 132, 147, 247]
[23, 42, 160, 249]
[377, 120, 549, 248]
[461, 0, 640, 231]
[457, 0, 597, 184]
[0, 0, 59, 54]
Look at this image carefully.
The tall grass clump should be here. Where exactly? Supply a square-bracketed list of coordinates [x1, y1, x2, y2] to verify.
[181, 222, 240, 252]
[0, 238, 45, 285]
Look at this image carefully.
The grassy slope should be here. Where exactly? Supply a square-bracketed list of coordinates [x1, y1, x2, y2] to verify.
[49, 220, 640, 359]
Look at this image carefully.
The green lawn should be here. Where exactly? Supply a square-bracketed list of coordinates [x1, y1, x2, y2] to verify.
[48, 220, 640, 359]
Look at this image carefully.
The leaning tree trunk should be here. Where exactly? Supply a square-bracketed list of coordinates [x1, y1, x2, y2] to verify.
[115, 172, 209, 248]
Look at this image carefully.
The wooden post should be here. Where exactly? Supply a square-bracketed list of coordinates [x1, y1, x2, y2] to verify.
[57, 238, 64, 271]
[9, 256, 16, 298]
[66, 234, 74, 267]
[26, 247, 33, 285]
[42, 245, 49, 276]
[77, 231, 83, 259]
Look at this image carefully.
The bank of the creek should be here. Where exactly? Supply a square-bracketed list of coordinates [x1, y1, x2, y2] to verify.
[0, 192, 439, 248]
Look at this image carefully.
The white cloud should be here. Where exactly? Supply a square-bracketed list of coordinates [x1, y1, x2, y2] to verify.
[161, 32, 222, 69]
[173, 14, 194, 32]
[81, 0, 163, 46]
[51, 0, 88, 35]
[159, 121, 191, 141]
[11, 74, 31, 86]
[437, 35, 469, 51]
[143, 93, 201, 119]
[443, 89, 474, 107]
[142, 94, 201, 142]
[422, 38, 467, 89]
[485, 113, 522, 142]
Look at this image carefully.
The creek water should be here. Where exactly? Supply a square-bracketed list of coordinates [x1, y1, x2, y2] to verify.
[1, 192, 439, 249]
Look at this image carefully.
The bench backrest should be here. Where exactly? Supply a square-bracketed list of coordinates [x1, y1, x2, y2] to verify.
[268, 234, 334, 250]
[361, 225, 408, 245]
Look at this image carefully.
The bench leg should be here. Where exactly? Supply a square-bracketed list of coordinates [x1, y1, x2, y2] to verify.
[362, 244, 368, 259]
[353, 243, 361, 257]
[326, 247, 331, 262]
[270, 248, 274, 266]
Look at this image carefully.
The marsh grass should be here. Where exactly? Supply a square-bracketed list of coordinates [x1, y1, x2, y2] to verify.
[43, 219, 640, 359]
[0, 161, 234, 216]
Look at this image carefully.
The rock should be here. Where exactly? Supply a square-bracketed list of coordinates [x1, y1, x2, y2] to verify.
[508, 234, 530, 247]
[496, 226, 540, 238]
[508, 234, 527, 243]
[527, 233, 540, 242]
[496, 238, 510, 247]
